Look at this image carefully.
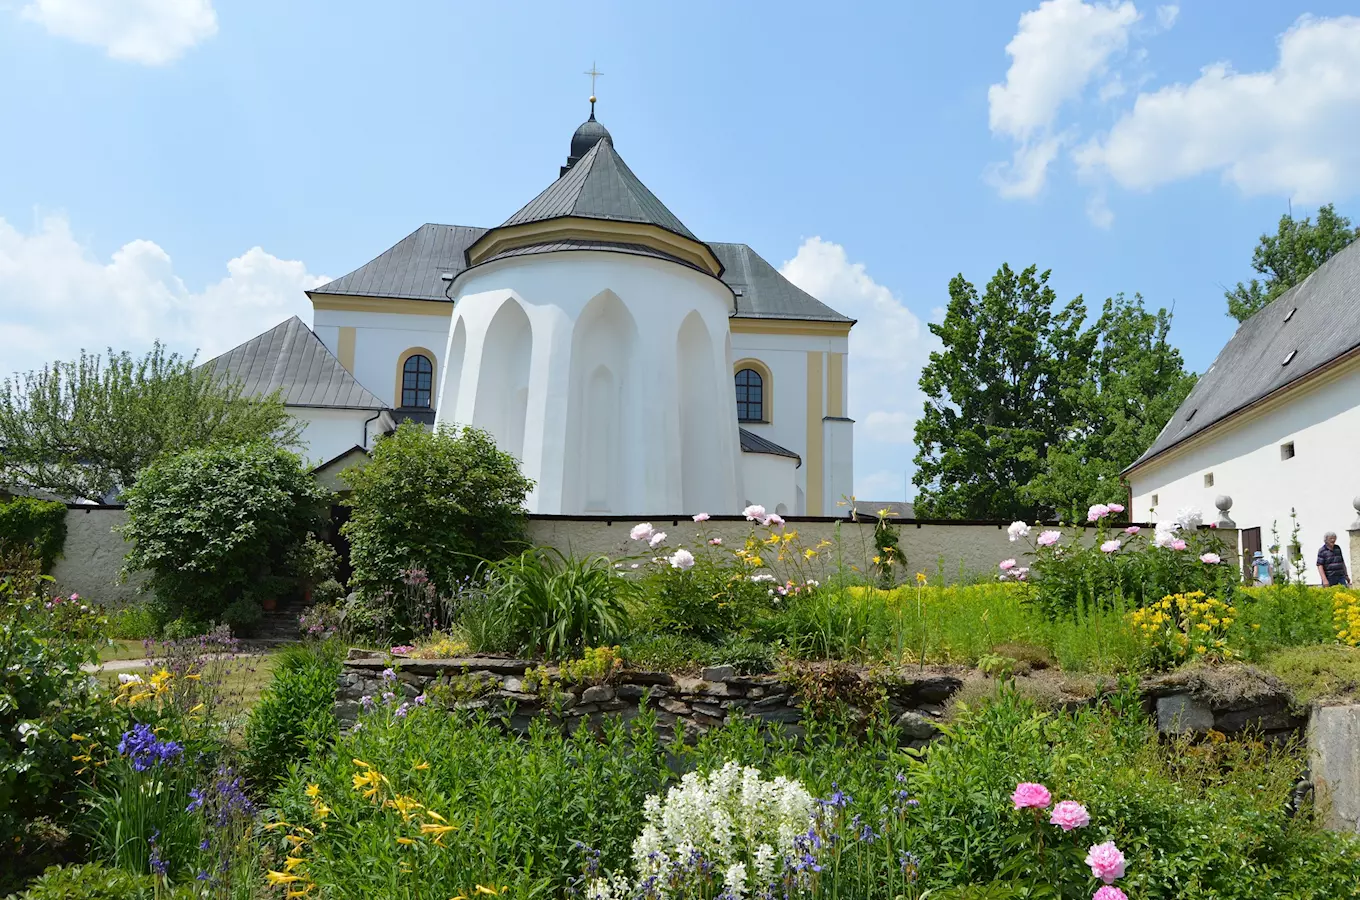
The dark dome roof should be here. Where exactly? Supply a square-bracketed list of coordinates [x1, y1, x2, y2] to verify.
[570, 112, 611, 160]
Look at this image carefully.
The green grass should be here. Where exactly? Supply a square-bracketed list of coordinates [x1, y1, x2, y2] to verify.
[96, 639, 148, 662]
[1262, 644, 1360, 704]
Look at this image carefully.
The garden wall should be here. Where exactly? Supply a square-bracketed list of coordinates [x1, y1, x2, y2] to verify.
[527, 515, 1240, 583]
[49, 505, 1241, 605]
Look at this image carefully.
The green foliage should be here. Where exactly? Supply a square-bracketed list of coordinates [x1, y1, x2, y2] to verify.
[0, 342, 298, 502]
[636, 549, 768, 642]
[105, 603, 160, 640]
[311, 578, 346, 607]
[913, 267, 1195, 520]
[342, 422, 533, 602]
[2, 863, 195, 900]
[914, 264, 1093, 521]
[291, 533, 339, 585]
[219, 598, 263, 637]
[0, 498, 67, 574]
[0, 561, 118, 884]
[243, 641, 344, 789]
[483, 548, 629, 658]
[1262, 644, 1360, 704]
[1226, 203, 1360, 322]
[119, 443, 328, 623]
[1024, 294, 1196, 518]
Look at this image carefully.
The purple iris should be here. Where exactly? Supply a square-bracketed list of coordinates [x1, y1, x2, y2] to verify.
[117, 724, 183, 772]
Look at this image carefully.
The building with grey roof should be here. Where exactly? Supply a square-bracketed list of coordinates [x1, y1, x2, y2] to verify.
[1124, 237, 1360, 583]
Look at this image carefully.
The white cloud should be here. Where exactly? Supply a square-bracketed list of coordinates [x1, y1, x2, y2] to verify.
[1155, 4, 1179, 30]
[0, 213, 325, 379]
[1075, 15, 1360, 202]
[780, 237, 938, 501]
[987, 0, 1141, 197]
[851, 470, 910, 503]
[20, 0, 217, 65]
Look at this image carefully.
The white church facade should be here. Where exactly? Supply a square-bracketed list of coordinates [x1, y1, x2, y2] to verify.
[212, 105, 856, 516]
[1124, 237, 1360, 583]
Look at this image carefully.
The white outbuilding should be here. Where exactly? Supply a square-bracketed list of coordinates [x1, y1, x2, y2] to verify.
[1124, 238, 1360, 583]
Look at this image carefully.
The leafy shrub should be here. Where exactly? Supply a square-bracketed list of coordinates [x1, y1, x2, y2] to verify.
[342, 423, 533, 602]
[312, 577, 346, 607]
[220, 597, 264, 637]
[119, 443, 328, 623]
[1126, 591, 1244, 670]
[243, 641, 344, 788]
[484, 548, 629, 658]
[105, 603, 159, 640]
[0, 559, 118, 885]
[298, 602, 342, 641]
[0, 497, 66, 574]
[620, 632, 713, 672]
[2, 862, 194, 900]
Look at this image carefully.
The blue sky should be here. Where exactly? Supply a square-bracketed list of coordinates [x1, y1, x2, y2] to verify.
[2, 0, 1358, 500]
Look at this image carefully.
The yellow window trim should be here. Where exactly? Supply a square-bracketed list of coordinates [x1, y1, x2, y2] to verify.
[733, 358, 774, 425]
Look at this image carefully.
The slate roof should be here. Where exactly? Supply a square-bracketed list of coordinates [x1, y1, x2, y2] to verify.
[482, 239, 696, 272]
[856, 500, 915, 519]
[739, 428, 801, 466]
[1129, 237, 1360, 469]
[713, 242, 854, 323]
[309, 225, 850, 323]
[207, 316, 388, 410]
[499, 138, 699, 241]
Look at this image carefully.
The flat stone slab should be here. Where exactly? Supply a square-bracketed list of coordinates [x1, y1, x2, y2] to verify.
[1156, 693, 1215, 734]
[1310, 704, 1360, 833]
[349, 656, 533, 676]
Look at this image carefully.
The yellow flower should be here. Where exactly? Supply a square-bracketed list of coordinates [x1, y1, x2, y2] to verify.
[420, 823, 457, 836]
[804, 548, 817, 560]
[69, 733, 86, 742]
[475, 887, 506, 896]
[305, 783, 321, 799]
[263, 821, 292, 831]
[353, 758, 374, 769]
[915, 572, 927, 585]
[414, 761, 430, 771]
[189, 703, 205, 714]
[284, 856, 307, 872]
[396, 837, 416, 846]
[873, 556, 882, 565]
[426, 810, 448, 824]
[266, 871, 302, 885]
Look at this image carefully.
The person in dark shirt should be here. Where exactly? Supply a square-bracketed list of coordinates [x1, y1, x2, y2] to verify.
[1316, 532, 1349, 587]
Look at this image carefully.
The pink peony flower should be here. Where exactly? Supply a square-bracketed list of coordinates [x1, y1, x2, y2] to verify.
[692, 512, 711, 522]
[1107, 503, 1125, 514]
[1200, 552, 1220, 565]
[1171, 539, 1187, 551]
[999, 558, 1017, 571]
[1087, 504, 1110, 522]
[649, 531, 668, 548]
[1101, 539, 1121, 553]
[1124, 526, 1140, 534]
[709, 537, 723, 545]
[743, 504, 767, 522]
[1093, 888, 1129, 900]
[630, 523, 655, 542]
[1049, 800, 1090, 831]
[1085, 841, 1127, 884]
[766, 513, 786, 527]
[1012, 782, 1052, 810]
[1014, 567, 1029, 581]
[667, 549, 696, 570]
[1037, 530, 1062, 547]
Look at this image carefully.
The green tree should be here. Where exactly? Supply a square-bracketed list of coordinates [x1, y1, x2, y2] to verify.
[119, 443, 328, 626]
[0, 343, 298, 502]
[912, 264, 1094, 521]
[341, 423, 533, 602]
[1024, 294, 1197, 518]
[1225, 203, 1359, 322]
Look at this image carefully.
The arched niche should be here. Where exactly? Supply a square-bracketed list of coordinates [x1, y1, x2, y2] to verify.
[441, 317, 468, 424]
[472, 298, 533, 463]
[677, 311, 725, 513]
[564, 290, 638, 513]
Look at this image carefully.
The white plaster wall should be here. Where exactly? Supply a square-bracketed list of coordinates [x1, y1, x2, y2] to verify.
[741, 454, 798, 515]
[1129, 364, 1360, 583]
[313, 308, 451, 409]
[438, 251, 742, 515]
[50, 508, 142, 606]
[289, 407, 380, 468]
[824, 417, 854, 511]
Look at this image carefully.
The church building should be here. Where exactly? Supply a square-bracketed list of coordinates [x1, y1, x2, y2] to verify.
[212, 102, 856, 516]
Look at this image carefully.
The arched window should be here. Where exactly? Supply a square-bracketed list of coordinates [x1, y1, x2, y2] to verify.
[735, 367, 764, 422]
[401, 354, 434, 408]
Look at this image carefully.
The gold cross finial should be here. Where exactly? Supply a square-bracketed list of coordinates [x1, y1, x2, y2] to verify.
[585, 62, 603, 102]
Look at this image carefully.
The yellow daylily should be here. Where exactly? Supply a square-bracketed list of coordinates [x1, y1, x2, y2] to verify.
[396, 837, 416, 846]
[265, 871, 302, 885]
[414, 761, 431, 771]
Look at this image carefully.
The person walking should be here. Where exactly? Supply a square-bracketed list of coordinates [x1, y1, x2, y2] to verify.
[1316, 532, 1350, 587]
[1252, 550, 1272, 586]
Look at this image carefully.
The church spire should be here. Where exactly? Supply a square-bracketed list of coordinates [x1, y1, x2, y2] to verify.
[564, 63, 611, 175]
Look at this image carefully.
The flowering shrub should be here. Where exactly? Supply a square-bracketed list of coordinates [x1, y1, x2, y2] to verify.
[1010, 505, 1235, 620]
[1333, 590, 1360, 647]
[484, 547, 630, 658]
[1127, 591, 1241, 669]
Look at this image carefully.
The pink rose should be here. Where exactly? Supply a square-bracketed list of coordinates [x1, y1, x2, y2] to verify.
[1012, 782, 1052, 810]
[999, 558, 1017, 571]
[1107, 503, 1125, 514]
[1085, 841, 1127, 884]
[1049, 800, 1090, 831]
[1093, 888, 1128, 900]
[1124, 526, 1140, 534]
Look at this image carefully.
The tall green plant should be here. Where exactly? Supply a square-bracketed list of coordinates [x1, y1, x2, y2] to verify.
[484, 548, 629, 658]
[243, 641, 343, 789]
[342, 423, 533, 603]
[119, 443, 328, 624]
[0, 497, 67, 573]
[0, 343, 297, 502]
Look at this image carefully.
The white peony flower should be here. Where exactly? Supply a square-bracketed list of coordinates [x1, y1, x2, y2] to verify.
[668, 549, 695, 570]
[1007, 520, 1030, 541]
[630, 522, 655, 542]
